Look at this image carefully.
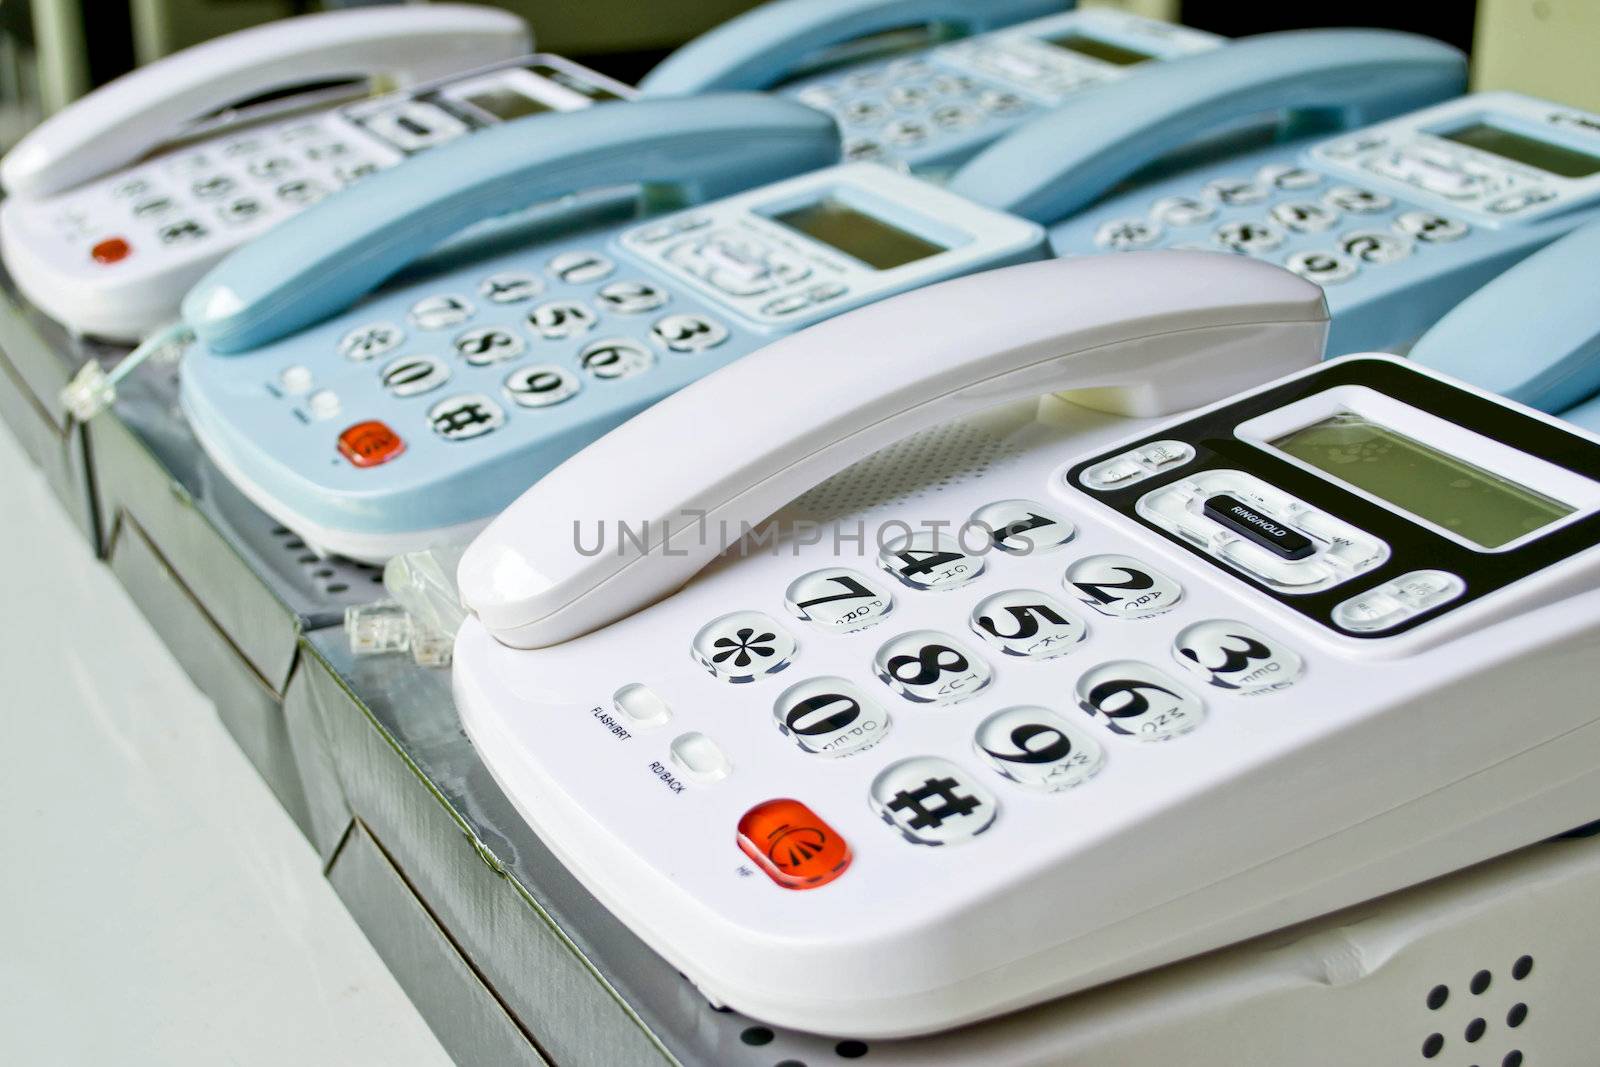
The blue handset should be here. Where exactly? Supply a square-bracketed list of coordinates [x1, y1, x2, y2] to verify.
[1041, 83, 1600, 356]
[1411, 220, 1600, 415]
[644, 0, 1223, 173]
[177, 31, 1464, 564]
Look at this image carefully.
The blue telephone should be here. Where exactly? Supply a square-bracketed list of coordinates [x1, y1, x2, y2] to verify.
[175, 31, 1463, 564]
[643, 0, 1223, 172]
[1033, 82, 1600, 356]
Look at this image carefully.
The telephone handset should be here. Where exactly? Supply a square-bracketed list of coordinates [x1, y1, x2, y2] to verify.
[645, 0, 1223, 172]
[451, 254, 1600, 1037]
[175, 30, 1460, 565]
[0, 7, 640, 342]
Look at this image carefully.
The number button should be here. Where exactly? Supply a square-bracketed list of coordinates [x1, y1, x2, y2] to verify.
[379, 355, 449, 398]
[870, 757, 998, 846]
[334, 161, 379, 185]
[1259, 164, 1321, 191]
[548, 250, 615, 285]
[1270, 200, 1339, 233]
[1204, 177, 1268, 206]
[157, 219, 208, 245]
[1065, 554, 1182, 620]
[1173, 619, 1303, 694]
[1150, 196, 1214, 227]
[594, 279, 668, 315]
[1285, 250, 1357, 285]
[275, 178, 328, 205]
[650, 313, 729, 353]
[1323, 185, 1392, 214]
[974, 707, 1104, 792]
[692, 611, 797, 682]
[503, 364, 581, 408]
[249, 157, 295, 180]
[427, 393, 505, 441]
[1213, 220, 1283, 255]
[970, 590, 1086, 660]
[579, 338, 654, 380]
[409, 295, 474, 330]
[969, 499, 1075, 554]
[452, 326, 524, 366]
[874, 630, 991, 705]
[1393, 210, 1468, 243]
[338, 322, 404, 361]
[132, 196, 174, 219]
[217, 196, 265, 225]
[113, 178, 152, 199]
[191, 174, 236, 200]
[478, 272, 543, 304]
[784, 568, 893, 633]
[1077, 661, 1204, 741]
[878, 531, 984, 591]
[528, 300, 598, 339]
[773, 677, 891, 757]
[1340, 229, 1412, 264]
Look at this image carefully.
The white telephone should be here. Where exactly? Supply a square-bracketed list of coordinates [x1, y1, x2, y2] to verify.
[0, 4, 554, 342]
[450, 252, 1600, 1037]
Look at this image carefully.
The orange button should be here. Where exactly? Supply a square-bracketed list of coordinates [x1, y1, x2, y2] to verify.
[737, 798, 850, 890]
[91, 237, 131, 264]
[338, 420, 405, 468]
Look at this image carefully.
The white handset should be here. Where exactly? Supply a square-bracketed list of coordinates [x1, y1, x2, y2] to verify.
[0, 4, 530, 199]
[458, 252, 1329, 647]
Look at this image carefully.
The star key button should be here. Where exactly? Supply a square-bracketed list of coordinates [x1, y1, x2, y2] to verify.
[337, 420, 405, 467]
[692, 611, 797, 683]
[737, 799, 851, 889]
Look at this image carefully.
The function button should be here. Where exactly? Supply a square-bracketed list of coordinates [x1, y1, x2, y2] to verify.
[844, 138, 889, 163]
[1064, 554, 1182, 620]
[1094, 218, 1163, 251]
[613, 682, 671, 728]
[1332, 570, 1465, 633]
[806, 280, 847, 304]
[931, 104, 979, 130]
[131, 196, 174, 219]
[693, 610, 797, 682]
[1150, 195, 1215, 228]
[887, 85, 930, 110]
[870, 756, 998, 846]
[1323, 185, 1392, 214]
[1340, 229, 1412, 264]
[774, 677, 891, 758]
[216, 196, 266, 225]
[275, 178, 329, 205]
[1285, 249, 1356, 285]
[1259, 164, 1322, 191]
[878, 530, 984, 591]
[1212, 219, 1283, 255]
[307, 388, 341, 420]
[974, 706, 1104, 792]
[1203, 177, 1269, 206]
[190, 174, 236, 200]
[1173, 619, 1303, 694]
[1393, 210, 1469, 243]
[784, 568, 893, 633]
[841, 100, 887, 126]
[503, 364, 581, 408]
[1203, 494, 1315, 558]
[337, 420, 405, 467]
[969, 499, 1075, 554]
[1489, 188, 1556, 214]
[157, 218, 208, 244]
[596, 279, 669, 314]
[380, 354, 450, 398]
[338, 322, 404, 361]
[479, 271, 543, 304]
[452, 326, 524, 366]
[668, 731, 732, 784]
[1077, 661, 1204, 741]
[761, 292, 812, 317]
[278, 365, 313, 394]
[1270, 200, 1339, 233]
[1079, 439, 1196, 490]
[334, 160, 380, 185]
[409, 294, 474, 330]
[90, 237, 131, 264]
[248, 156, 296, 180]
[427, 393, 505, 441]
[528, 299, 598, 339]
[737, 798, 851, 889]
[970, 589, 1086, 660]
[977, 89, 1027, 114]
[874, 630, 991, 705]
[882, 119, 929, 146]
[548, 250, 615, 285]
[1218, 538, 1332, 590]
[579, 338, 654, 380]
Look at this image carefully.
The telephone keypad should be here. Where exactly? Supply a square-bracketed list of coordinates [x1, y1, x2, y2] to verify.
[1077, 661, 1204, 741]
[870, 757, 998, 846]
[380, 355, 450, 398]
[409, 295, 474, 330]
[974, 707, 1104, 792]
[785, 568, 894, 633]
[1285, 249, 1357, 285]
[503, 364, 581, 408]
[338, 323, 404, 361]
[578, 338, 655, 380]
[650, 313, 729, 352]
[452, 326, 524, 365]
[969, 589, 1087, 660]
[548, 250, 616, 285]
[693, 611, 797, 682]
[774, 677, 892, 758]
[528, 300, 599, 339]
[969, 499, 1076, 554]
[875, 630, 992, 705]
[879, 532, 986, 591]
[1065, 554, 1183, 620]
[427, 393, 504, 441]
[479, 272, 543, 304]
[1172, 620, 1303, 694]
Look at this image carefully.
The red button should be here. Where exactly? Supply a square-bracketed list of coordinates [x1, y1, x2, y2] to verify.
[338, 421, 405, 467]
[737, 798, 850, 890]
[91, 237, 131, 264]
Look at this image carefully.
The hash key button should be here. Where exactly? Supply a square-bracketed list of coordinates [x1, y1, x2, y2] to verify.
[1204, 494, 1314, 559]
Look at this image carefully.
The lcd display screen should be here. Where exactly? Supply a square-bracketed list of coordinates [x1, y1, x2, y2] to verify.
[771, 198, 945, 269]
[463, 87, 554, 121]
[1041, 33, 1153, 66]
[1441, 122, 1600, 179]
[1272, 412, 1574, 549]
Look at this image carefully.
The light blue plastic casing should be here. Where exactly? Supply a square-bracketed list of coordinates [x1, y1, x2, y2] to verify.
[1039, 86, 1600, 358]
[643, 0, 1225, 173]
[1410, 220, 1600, 415]
[178, 32, 1466, 553]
